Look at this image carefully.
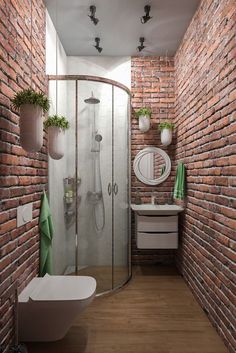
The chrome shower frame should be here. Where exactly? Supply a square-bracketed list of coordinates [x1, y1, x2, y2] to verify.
[48, 74, 132, 295]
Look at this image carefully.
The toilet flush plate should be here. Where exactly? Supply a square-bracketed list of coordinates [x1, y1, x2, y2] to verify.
[17, 203, 33, 227]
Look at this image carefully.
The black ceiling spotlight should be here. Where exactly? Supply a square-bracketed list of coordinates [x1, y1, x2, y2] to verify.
[141, 5, 152, 24]
[94, 37, 103, 53]
[137, 37, 145, 52]
[89, 5, 99, 25]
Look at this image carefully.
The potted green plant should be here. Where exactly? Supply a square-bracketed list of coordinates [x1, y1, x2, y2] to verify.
[159, 122, 175, 146]
[44, 115, 69, 160]
[12, 89, 50, 152]
[135, 107, 152, 132]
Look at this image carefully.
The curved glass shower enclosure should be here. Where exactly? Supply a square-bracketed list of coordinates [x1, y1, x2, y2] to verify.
[48, 76, 131, 294]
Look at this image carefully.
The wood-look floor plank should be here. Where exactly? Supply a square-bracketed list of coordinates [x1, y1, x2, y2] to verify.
[27, 266, 228, 353]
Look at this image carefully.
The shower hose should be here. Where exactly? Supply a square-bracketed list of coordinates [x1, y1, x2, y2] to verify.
[93, 150, 105, 233]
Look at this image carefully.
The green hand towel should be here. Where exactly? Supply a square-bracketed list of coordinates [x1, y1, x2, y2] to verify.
[173, 162, 186, 200]
[39, 190, 54, 277]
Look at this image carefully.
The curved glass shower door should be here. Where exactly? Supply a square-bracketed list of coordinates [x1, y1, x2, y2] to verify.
[113, 86, 130, 288]
[76, 81, 113, 293]
[48, 76, 131, 295]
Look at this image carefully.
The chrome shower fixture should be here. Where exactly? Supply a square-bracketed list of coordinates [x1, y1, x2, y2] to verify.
[137, 37, 145, 52]
[94, 37, 103, 53]
[95, 134, 102, 142]
[89, 5, 99, 25]
[141, 5, 152, 24]
[84, 91, 100, 104]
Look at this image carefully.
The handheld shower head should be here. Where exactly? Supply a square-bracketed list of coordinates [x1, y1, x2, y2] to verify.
[95, 134, 102, 142]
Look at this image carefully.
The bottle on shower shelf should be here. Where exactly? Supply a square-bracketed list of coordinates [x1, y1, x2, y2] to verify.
[63, 176, 81, 218]
[64, 177, 75, 205]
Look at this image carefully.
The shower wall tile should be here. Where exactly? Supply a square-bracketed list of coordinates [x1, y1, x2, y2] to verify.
[175, 0, 236, 352]
[0, 0, 47, 350]
[131, 56, 176, 265]
[46, 10, 67, 75]
[46, 12, 69, 275]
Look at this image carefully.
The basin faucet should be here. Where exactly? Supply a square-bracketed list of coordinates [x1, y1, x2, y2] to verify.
[151, 191, 156, 205]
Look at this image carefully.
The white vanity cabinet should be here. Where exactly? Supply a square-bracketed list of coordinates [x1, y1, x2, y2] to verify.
[135, 214, 178, 249]
[131, 204, 184, 250]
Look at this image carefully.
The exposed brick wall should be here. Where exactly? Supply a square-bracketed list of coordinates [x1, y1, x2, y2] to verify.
[0, 0, 47, 349]
[174, 0, 236, 352]
[131, 57, 176, 265]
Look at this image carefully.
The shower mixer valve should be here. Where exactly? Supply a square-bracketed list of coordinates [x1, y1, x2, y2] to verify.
[87, 191, 102, 204]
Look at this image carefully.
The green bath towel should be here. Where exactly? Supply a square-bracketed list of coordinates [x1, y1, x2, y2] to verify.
[39, 190, 54, 276]
[173, 162, 186, 200]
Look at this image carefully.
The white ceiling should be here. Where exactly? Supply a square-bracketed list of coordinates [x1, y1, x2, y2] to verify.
[44, 0, 200, 56]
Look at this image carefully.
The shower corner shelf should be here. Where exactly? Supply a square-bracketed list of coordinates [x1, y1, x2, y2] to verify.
[64, 195, 81, 214]
[63, 176, 81, 220]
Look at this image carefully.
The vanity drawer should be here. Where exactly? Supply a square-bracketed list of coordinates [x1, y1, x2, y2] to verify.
[137, 232, 178, 249]
[137, 215, 178, 232]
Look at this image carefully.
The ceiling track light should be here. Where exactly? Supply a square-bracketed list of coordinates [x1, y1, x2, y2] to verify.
[94, 37, 103, 53]
[89, 5, 99, 25]
[137, 37, 145, 52]
[141, 5, 152, 24]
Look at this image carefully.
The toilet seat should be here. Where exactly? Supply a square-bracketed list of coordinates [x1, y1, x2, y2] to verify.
[19, 274, 96, 302]
[18, 274, 96, 341]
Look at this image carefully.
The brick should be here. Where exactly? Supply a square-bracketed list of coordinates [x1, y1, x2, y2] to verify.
[131, 55, 175, 268]
[175, 0, 236, 352]
[0, 219, 16, 234]
[0, 0, 47, 349]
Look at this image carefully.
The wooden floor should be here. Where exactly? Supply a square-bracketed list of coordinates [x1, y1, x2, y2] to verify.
[27, 266, 228, 353]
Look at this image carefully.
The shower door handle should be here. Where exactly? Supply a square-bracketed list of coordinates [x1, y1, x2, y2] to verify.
[108, 183, 112, 196]
[113, 183, 118, 195]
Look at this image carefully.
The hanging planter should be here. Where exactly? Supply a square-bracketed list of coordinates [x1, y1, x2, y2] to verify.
[11, 89, 50, 152]
[159, 122, 175, 146]
[135, 107, 152, 133]
[44, 115, 69, 160]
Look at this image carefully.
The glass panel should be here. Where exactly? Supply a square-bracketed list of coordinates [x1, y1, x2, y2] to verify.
[77, 81, 113, 294]
[49, 79, 131, 293]
[113, 86, 130, 287]
[49, 80, 76, 275]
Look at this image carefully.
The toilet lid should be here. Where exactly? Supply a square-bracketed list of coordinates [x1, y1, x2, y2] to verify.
[29, 275, 96, 302]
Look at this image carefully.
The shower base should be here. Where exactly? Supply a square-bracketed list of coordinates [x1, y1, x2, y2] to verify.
[64, 265, 87, 275]
[66, 266, 129, 294]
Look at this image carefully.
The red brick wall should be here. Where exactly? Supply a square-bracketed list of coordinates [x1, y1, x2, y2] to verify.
[0, 0, 47, 349]
[175, 0, 236, 352]
[131, 57, 176, 264]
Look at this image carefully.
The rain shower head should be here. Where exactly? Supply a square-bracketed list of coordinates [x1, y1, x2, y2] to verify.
[84, 91, 100, 104]
[95, 134, 102, 142]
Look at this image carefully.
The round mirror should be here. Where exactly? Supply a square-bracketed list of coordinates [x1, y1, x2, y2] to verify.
[133, 147, 171, 185]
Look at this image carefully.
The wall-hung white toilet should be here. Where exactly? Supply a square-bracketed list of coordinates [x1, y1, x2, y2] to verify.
[18, 274, 96, 342]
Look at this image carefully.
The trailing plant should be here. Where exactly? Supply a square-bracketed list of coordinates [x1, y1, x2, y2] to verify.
[12, 89, 50, 113]
[159, 122, 175, 131]
[44, 115, 70, 130]
[135, 107, 152, 118]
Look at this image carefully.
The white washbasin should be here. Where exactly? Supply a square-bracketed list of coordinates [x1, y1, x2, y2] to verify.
[131, 204, 184, 215]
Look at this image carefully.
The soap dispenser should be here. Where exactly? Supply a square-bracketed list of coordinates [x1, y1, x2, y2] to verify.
[151, 189, 156, 205]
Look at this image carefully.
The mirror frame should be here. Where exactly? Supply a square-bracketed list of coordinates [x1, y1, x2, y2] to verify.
[133, 147, 171, 185]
